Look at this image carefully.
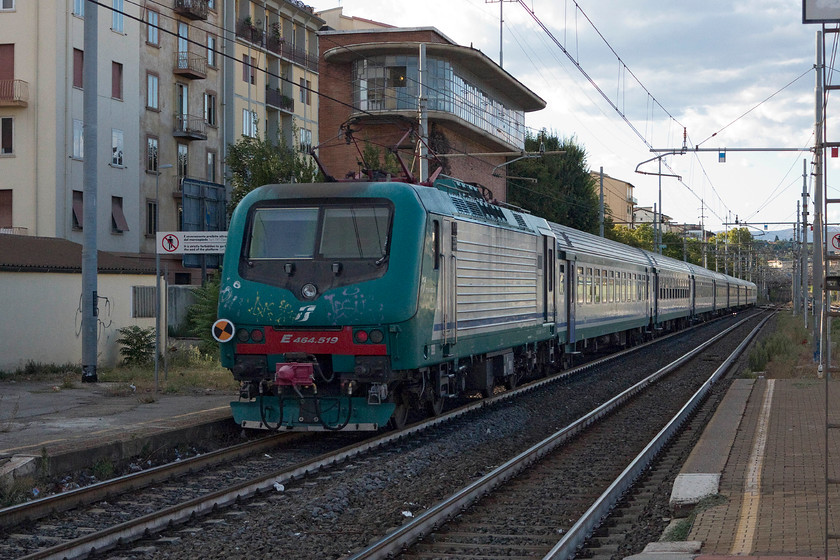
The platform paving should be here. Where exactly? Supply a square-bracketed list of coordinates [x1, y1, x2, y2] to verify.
[0, 379, 233, 480]
[686, 378, 840, 557]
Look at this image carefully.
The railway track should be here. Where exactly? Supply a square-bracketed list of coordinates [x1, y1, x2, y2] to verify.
[355, 311, 770, 560]
[0, 311, 763, 559]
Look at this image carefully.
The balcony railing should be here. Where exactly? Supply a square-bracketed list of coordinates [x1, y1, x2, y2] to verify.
[266, 87, 295, 112]
[236, 18, 265, 46]
[173, 113, 207, 140]
[173, 52, 207, 80]
[0, 79, 28, 107]
[173, 0, 208, 20]
[0, 227, 28, 235]
[236, 19, 318, 73]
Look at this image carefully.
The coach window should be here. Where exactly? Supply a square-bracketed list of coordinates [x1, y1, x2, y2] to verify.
[577, 267, 584, 304]
[593, 269, 601, 303]
[585, 267, 593, 304]
[558, 264, 565, 295]
[608, 270, 614, 303]
[601, 269, 607, 303]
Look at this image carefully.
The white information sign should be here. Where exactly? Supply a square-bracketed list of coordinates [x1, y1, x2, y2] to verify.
[156, 231, 227, 254]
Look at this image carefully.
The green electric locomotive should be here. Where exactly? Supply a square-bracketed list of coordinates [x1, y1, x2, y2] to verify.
[216, 176, 560, 431]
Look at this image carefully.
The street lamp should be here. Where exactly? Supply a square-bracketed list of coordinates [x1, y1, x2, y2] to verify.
[155, 163, 174, 393]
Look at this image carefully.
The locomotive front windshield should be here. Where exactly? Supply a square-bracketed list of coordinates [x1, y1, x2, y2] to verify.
[240, 200, 394, 292]
[248, 205, 391, 260]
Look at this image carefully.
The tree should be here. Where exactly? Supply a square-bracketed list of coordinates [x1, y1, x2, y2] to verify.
[507, 131, 601, 234]
[226, 132, 319, 214]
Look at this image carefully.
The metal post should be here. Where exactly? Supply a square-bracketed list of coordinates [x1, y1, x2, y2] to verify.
[657, 158, 662, 254]
[803, 159, 810, 324]
[81, 0, 98, 382]
[154, 164, 173, 393]
[599, 167, 604, 237]
[418, 43, 428, 182]
[815, 30, 825, 363]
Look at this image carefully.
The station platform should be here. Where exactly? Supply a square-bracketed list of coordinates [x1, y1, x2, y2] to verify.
[633, 376, 840, 560]
[0, 379, 234, 483]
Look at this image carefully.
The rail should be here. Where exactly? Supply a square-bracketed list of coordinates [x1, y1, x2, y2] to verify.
[345, 312, 765, 559]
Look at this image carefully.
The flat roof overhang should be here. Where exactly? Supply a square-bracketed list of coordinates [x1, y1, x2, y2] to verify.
[323, 41, 546, 112]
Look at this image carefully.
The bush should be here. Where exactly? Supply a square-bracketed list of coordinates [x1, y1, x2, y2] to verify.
[116, 326, 156, 366]
[186, 273, 221, 357]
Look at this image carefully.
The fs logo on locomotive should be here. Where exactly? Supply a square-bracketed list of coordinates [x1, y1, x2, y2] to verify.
[295, 305, 316, 322]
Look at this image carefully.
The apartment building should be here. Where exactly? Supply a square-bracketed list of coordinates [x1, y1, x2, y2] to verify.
[0, 1, 140, 253]
[226, 0, 322, 152]
[590, 171, 636, 227]
[0, 0, 322, 284]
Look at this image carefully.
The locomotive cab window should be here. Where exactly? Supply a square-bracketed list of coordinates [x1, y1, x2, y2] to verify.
[241, 199, 394, 293]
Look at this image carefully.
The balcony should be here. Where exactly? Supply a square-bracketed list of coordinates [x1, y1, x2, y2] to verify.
[0, 79, 28, 107]
[173, 52, 207, 80]
[236, 18, 265, 47]
[173, 0, 208, 20]
[173, 113, 207, 140]
[266, 86, 294, 113]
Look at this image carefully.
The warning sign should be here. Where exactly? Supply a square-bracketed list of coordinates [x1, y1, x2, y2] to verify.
[156, 231, 227, 254]
[212, 319, 235, 343]
[832, 233, 840, 253]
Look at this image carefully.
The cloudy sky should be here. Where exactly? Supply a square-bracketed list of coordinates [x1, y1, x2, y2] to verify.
[312, 0, 834, 234]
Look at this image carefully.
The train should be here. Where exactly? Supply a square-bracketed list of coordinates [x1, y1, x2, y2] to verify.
[214, 175, 757, 431]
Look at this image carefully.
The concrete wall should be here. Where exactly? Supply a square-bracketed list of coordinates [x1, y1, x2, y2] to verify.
[0, 271, 161, 372]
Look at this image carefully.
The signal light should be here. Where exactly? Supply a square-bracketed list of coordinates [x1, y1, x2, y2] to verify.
[250, 329, 264, 343]
[237, 328, 250, 342]
[354, 330, 369, 343]
[369, 329, 384, 344]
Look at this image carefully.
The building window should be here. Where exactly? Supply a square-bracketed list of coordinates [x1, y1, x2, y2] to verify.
[111, 0, 124, 33]
[0, 0, 14, 11]
[299, 128, 312, 153]
[146, 199, 157, 236]
[111, 61, 123, 99]
[72, 190, 83, 229]
[146, 73, 158, 109]
[207, 34, 216, 67]
[207, 0, 215, 10]
[132, 286, 156, 318]
[0, 117, 11, 155]
[242, 109, 257, 137]
[146, 10, 159, 45]
[204, 92, 216, 126]
[177, 143, 188, 178]
[299, 78, 311, 104]
[0, 189, 10, 228]
[207, 150, 216, 182]
[242, 55, 255, 84]
[111, 129, 124, 166]
[73, 49, 83, 89]
[146, 136, 158, 172]
[112, 196, 129, 233]
[73, 0, 83, 17]
[72, 119, 84, 159]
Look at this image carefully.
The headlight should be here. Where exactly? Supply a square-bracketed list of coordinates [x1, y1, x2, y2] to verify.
[301, 283, 318, 300]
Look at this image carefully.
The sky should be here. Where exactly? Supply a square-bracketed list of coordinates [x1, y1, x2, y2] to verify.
[311, 0, 839, 236]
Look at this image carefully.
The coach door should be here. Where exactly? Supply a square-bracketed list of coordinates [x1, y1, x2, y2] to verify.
[543, 235, 556, 324]
[567, 260, 577, 344]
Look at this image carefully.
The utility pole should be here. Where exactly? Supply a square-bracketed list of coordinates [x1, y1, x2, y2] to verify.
[803, 158, 810, 325]
[81, 0, 99, 382]
[815, 30, 825, 361]
[795, 200, 800, 315]
[599, 167, 605, 237]
[485, 0, 515, 68]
